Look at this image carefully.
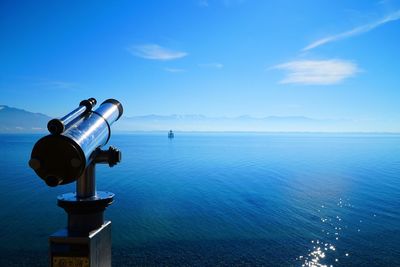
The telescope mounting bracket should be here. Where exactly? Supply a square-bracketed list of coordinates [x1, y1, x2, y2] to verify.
[57, 146, 121, 233]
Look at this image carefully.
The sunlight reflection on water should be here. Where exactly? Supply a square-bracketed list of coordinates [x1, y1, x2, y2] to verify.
[295, 197, 375, 266]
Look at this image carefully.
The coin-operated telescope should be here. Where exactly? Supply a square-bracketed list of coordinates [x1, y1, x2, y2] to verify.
[29, 98, 123, 267]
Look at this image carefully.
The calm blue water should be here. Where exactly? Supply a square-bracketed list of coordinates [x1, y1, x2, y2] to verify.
[0, 133, 399, 266]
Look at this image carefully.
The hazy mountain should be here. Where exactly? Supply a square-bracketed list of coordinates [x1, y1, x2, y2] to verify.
[0, 105, 50, 133]
[115, 114, 354, 132]
[0, 105, 396, 133]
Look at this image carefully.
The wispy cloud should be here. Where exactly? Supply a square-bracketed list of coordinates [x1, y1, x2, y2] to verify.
[127, 44, 188, 61]
[198, 0, 245, 7]
[273, 59, 359, 85]
[198, 0, 209, 7]
[223, 0, 246, 6]
[164, 68, 186, 73]
[304, 10, 400, 51]
[198, 62, 224, 69]
[37, 80, 78, 90]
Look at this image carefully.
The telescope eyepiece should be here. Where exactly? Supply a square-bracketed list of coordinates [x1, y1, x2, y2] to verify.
[47, 119, 65, 135]
[80, 98, 97, 110]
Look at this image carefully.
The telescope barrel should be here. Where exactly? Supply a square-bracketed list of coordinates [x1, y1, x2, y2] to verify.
[29, 98, 123, 187]
[63, 99, 123, 161]
[47, 98, 97, 135]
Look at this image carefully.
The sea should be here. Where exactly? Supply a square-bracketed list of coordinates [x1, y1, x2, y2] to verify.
[0, 133, 399, 266]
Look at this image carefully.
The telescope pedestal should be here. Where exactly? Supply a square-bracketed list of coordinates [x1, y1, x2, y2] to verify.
[49, 191, 114, 267]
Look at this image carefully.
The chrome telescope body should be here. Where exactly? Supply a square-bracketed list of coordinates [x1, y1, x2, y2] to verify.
[29, 98, 123, 187]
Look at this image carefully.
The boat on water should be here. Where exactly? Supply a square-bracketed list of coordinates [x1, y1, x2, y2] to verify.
[168, 130, 174, 138]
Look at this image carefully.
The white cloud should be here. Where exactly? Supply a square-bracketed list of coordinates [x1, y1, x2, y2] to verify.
[164, 68, 186, 73]
[127, 44, 188, 61]
[198, 62, 224, 69]
[303, 10, 400, 51]
[273, 59, 359, 85]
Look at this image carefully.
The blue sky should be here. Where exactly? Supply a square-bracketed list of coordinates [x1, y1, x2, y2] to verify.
[1, 0, 400, 130]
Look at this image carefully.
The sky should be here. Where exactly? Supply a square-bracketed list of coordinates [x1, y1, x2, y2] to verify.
[1, 0, 400, 130]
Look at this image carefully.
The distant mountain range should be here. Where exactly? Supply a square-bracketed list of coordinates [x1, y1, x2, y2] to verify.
[0, 105, 50, 133]
[114, 114, 335, 132]
[0, 105, 397, 133]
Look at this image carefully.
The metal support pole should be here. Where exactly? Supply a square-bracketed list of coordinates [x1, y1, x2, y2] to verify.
[77, 163, 96, 199]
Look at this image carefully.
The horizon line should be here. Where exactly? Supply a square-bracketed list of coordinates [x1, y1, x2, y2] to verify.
[2, 130, 400, 135]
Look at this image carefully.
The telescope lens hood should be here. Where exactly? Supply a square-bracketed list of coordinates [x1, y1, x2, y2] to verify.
[102, 99, 123, 120]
